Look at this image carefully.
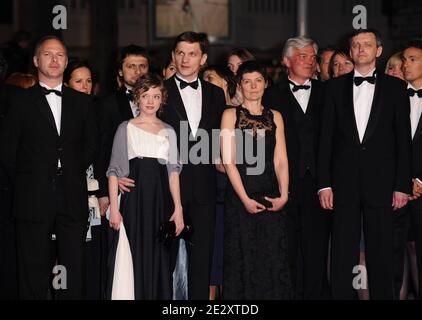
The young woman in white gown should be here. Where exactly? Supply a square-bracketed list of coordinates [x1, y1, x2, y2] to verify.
[106, 74, 184, 300]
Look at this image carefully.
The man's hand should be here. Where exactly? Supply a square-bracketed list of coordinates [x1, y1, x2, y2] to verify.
[413, 179, 422, 197]
[118, 177, 135, 194]
[392, 191, 409, 211]
[319, 189, 334, 210]
[98, 197, 110, 216]
[410, 179, 422, 201]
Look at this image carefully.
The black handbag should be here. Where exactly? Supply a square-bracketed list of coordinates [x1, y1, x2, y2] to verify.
[158, 220, 194, 246]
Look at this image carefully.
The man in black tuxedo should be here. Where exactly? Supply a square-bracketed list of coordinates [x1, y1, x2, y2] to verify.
[160, 31, 225, 299]
[262, 36, 330, 299]
[95, 45, 150, 215]
[399, 40, 422, 299]
[318, 29, 412, 299]
[0, 36, 97, 299]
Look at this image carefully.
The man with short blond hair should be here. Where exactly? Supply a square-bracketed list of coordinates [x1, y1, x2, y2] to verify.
[1, 35, 97, 299]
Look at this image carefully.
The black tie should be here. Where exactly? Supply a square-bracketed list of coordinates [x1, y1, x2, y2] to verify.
[176, 76, 199, 90]
[126, 89, 134, 102]
[408, 88, 422, 98]
[354, 75, 376, 86]
[289, 80, 311, 92]
[42, 87, 62, 97]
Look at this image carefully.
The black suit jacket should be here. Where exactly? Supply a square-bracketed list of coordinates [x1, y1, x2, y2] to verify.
[0, 84, 98, 222]
[95, 86, 133, 198]
[262, 79, 324, 196]
[317, 72, 412, 206]
[160, 76, 226, 204]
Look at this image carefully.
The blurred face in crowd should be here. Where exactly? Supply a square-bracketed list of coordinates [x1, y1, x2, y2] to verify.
[227, 54, 243, 75]
[402, 47, 422, 88]
[319, 50, 335, 80]
[34, 39, 68, 83]
[332, 54, 354, 78]
[239, 71, 267, 103]
[68, 67, 92, 95]
[283, 45, 317, 83]
[203, 69, 226, 90]
[163, 61, 177, 80]
[137, 86, 163, 117]
[386, 58, 404, 80]
[119, 55, 149, 87]
[173, 41, 207, 82]
[350, 32, 382, 70]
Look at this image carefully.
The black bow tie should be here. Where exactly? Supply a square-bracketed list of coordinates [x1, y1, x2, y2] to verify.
[354, 74, 376, 86]
[408, 88, 422, 98]
[126, 89, 134, 102]
[176, 76, 199, 90]
[289, 80, 311, 92]
[42, 87, 62, 97]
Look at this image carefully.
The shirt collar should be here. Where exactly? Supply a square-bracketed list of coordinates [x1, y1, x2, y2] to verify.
[175, 73, 199, 84]
[39, 81, 62, 91]
[288, 77, 312, 87]
[408, 83, 422, 91]
[354, 68, 376, 78]
[124, 84, 133, 93]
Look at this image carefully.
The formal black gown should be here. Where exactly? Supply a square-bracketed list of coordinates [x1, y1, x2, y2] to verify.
[223, 106, 293, 300]
[107, 122, 180, 300]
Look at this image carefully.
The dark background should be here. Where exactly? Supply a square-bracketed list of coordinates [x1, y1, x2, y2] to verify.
[1, 0, 421, 95]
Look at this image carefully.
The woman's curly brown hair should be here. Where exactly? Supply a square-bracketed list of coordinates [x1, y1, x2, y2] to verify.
[133, 73, 168, 114]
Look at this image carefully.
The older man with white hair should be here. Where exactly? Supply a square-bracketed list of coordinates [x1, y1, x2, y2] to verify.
[263, 36, 331, 299]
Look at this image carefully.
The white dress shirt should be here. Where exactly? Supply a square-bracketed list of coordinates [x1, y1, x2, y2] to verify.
[40, 82, 62, 134]
[353, 68, 376, 142]
[175, 74, 202, 137]
[408, 84, 422, 139]
[288, 78, 312, 114]
[39, 81, 62, 167]
[125, 85, 140, 118]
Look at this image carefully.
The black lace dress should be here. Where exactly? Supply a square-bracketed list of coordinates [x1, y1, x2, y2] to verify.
[223, 106, 293, 300]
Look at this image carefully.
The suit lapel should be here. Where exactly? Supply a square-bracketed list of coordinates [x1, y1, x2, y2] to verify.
[35, 84, 59, 135]
[198, 79, 211, 130]
[361, 72, 383, 144]
[306, 80, 319, 116]
[60, 86, 72, 140]
[413, 113, 422, 141]
[168, 76, 189, 122]
[116, 87, 134, 121]
[345, 73, 361, 146]
[284, 82, 304, 115]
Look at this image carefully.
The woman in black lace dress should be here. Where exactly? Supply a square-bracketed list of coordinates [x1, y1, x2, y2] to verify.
[220, 61, 293, 299]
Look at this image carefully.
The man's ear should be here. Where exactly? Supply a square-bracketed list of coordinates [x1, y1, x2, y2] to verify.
[283, 56, 290, 69]
[33, 56, 39, 68]
[118, 69, 123, 77]
[376, 45, 383, 58]
[200, 53, 208, 67]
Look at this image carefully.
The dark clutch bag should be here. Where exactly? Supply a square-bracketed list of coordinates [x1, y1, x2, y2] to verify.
[158, 220, 194, 246]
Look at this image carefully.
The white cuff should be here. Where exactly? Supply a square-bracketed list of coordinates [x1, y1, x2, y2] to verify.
[318, 187, 332, 195]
